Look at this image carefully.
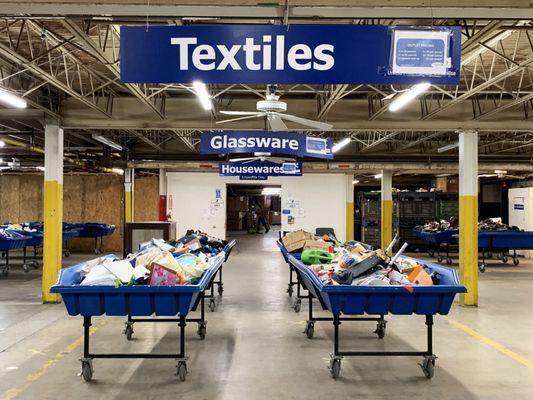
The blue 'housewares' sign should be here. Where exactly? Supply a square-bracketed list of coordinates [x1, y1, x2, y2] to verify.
[120, 25, 460, 85]
[200, 131, 332, 159]
[220, 161, 302, 180]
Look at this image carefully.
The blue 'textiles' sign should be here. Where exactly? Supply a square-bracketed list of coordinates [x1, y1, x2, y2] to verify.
[200, 131, 333, 159]
[220, 161, 303, 179]
[120, 25, 461, 85]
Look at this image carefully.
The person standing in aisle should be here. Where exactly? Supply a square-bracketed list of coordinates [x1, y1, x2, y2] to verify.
[254, 201, 270, 234]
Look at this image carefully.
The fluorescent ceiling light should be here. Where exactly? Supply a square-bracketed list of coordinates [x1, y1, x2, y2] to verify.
[388, 82, 430, 112]
[92, 134, 123, 151]
[353, 179, 360, 184]
[262, 188, 282, 195]
[111, 167, 124, 175]
[0, 140, 5, 148]
[437, 142, 459, 153]
[0, 88, 27, 109]
[0, 158, 3, 163]
[332, 138, 350, 153]
[36, 166, 45, 171]
[374, 173, 382, 179]
[192, 81, 212, 111]
[494, 170, 507, 174]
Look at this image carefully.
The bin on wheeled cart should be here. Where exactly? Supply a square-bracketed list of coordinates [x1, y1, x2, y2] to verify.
[414, 228, 458, 265]
[5, 229, 43, 272]
[475, 230, 533, 273]
[66, 223, 116, 254]
[50, 240, 236, 382]
[278, 242, 466, 379]
[0, 232, 30, 277]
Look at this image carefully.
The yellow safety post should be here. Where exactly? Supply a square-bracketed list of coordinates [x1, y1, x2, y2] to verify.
[345, 174, 354, 241]
[124, 167, 134, 223]
[42, 123, 63, 303]
[381, 170, 393, 252]
[459, 130, 478, 306]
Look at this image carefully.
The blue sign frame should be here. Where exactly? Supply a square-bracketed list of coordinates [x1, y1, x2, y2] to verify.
[200, 131, 333, 159]
[120, 25, 460, 85]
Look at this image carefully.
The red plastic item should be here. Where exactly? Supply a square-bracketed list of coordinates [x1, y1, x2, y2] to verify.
[159, 195, 167, 221]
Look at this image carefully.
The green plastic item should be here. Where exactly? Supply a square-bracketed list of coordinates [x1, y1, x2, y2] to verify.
[301, 249, 333, 265]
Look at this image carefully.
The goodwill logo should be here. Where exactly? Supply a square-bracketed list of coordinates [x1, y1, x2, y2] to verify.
[200, 131, 333, 159]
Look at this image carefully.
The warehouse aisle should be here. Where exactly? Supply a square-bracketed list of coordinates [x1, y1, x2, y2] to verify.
[1, 235, 533, 399]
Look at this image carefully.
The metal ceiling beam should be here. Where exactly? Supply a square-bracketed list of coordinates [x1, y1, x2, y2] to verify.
[422, 55, 533, 119]
[1, 4, 533, 20]
[125, 130, 163, 152]
[476, 92, 533, 119]
[61, 19, 166, 119]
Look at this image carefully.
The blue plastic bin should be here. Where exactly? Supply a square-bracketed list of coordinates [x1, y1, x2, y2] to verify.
[51, 252, 226, 317]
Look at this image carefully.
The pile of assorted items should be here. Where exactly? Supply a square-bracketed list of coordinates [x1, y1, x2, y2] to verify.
[282, 230, 436, 287]
[419, 217, 458, 232]
[76, 230, 228, 287]
[478, 218, 521, 231]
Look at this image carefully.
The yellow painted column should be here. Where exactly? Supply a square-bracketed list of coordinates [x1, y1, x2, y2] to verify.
[345, 174, 354, 241]
[459, 130, 478, 306]
[380, 170, 393, 252]
[42, 123, 63, 303]
[125, 167, 134, 223]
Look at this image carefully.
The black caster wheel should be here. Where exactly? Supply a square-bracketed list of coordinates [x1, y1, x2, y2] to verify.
[446, 258, 453, 265]
[513, 258, 519, 266]
[217, 284, 224, 296]
[81, 361, 93, 382]
[374, 322, 387, 339]
[428, 250, 434, 257]
[501, 256, 508, 263]
[209, 299, 216, 312]
[177, 361, 187, 382]
[1, 268, 9, 277]
[479, 264, 486, 273]
[124, 324, 134, 341]
[23, 264, 30, 273]
[64, 250, 71, 258]
[197, 323, 207, 340]
[419, 356, 436, 379]
[437, 255, 443, 263]
[31, 261, 40, 269]
[329, 358, 341, 379]
[304, 321, 315, 339]
[287, 284, 294, 297]
[293, 299, 301, 313]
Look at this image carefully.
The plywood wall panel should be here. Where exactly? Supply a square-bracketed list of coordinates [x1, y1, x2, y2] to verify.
[0, 176, 21, 224]
[19, 175, 43, 222]
[134, 175, 159, 221]
[63, 175, 84, 222]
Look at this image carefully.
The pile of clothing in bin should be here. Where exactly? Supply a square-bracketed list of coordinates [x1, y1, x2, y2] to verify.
[78, 230, 228, 287]
[478, 218, 521, 231]
[282, 230, 436, 287]
[419, 217, 458, 232]
[0, 228, 25, 238]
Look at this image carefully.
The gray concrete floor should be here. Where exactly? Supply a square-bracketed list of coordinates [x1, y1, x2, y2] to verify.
[0, 230, 532, 399]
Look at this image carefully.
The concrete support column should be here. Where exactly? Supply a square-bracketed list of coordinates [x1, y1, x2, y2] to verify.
[380, 170, 393, 252]
[42, 123, 63, 303]
[459, 130, 479, 306]
[124, 167, 134, 223]
[159, 168, 167, 221]
[345, 174, 354, 241]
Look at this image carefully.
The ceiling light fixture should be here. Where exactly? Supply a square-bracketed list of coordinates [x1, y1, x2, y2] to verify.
[388, 82, 430, 112]
[192, 81, 212, 111]
[36, 166, 45, 171]
[437, 142, 459, 153]
[0, 88, 27, 109]
[261, 187, 282, 195]
[111, 167, 124, 175]
[494, 170, 507, 175]
[332, 138, 351, 153]
[92, 134, 123, 151]
[353, 179, 360, 184]
[374, 173, 382, 179]
[0, 140, 5, 148]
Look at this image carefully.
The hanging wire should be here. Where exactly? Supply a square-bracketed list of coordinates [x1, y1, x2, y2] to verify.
[146, 0, 150, 32]
[429, 0, 434, 27]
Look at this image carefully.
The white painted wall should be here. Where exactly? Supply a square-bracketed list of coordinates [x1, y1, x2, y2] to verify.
[166, 172, 347, 240]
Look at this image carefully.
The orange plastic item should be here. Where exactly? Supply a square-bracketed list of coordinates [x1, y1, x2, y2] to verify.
[322, 234, 330, 242]
[407, 266, 434, 286]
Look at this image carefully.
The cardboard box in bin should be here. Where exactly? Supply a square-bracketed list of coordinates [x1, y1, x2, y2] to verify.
[303, 240, 331, 252]
[282, 230, 313, 252]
